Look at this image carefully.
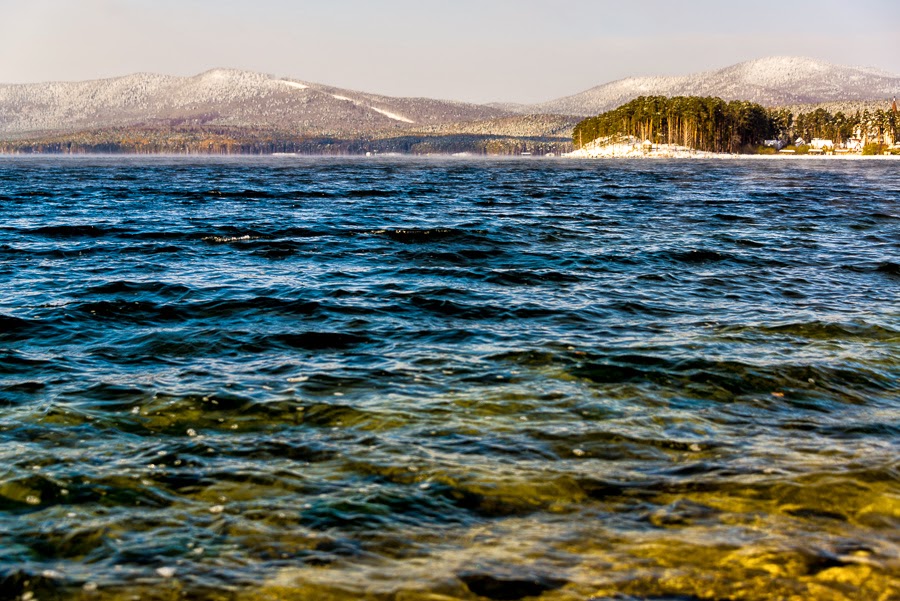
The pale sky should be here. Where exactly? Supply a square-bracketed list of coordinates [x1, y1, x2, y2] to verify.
[1, 0, 898, 103]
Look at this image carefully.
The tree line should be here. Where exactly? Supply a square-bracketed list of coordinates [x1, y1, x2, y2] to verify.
[0, 128, 573, 156]
[787, 107, 897, 146]
[573, 96, 776, 153]
[573, 96, 898, 152]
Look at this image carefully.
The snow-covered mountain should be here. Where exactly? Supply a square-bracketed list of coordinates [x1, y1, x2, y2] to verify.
[1, 57, 897, 144]
[526, 57, 900, 116]
[0, 69, 511, 139]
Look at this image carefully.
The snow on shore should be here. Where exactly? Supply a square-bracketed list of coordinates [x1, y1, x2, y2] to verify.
[566, 149, 900, 160]
[566, 135, 900, 160]
[567, 136, 720, 159]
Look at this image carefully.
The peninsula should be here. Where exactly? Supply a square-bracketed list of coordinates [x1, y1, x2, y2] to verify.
[570, 95, 900, 158]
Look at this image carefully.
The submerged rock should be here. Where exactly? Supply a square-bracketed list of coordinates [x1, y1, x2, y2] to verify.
[458, 569, 567, 600]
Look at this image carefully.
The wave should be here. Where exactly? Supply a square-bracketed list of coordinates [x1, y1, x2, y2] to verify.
[876, 261, 900, 277]
[376, 227, 474, 243]
[719, 320, 900, 341]
[570, 353, 898, 399]
[63, 296, 324, 325]
[270, 332, 369, 350]
[85, 280, 192, 296]
[666, 249, 738, 264]
[484, 270, 582, 286]
[0, 315, 62, 342]
[25, 224, 134, 238]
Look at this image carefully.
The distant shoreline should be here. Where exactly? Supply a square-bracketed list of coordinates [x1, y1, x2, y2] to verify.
[1, 151, 899, 160]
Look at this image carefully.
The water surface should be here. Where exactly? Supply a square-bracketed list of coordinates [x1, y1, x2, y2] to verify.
[1, 156, 898, 600]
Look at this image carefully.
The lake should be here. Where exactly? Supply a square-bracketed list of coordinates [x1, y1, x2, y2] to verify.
[1, 156, 897, 600]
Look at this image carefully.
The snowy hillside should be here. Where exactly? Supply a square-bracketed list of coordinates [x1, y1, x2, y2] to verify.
[0, 69, 509, 138]
[528, 57, 900, 116]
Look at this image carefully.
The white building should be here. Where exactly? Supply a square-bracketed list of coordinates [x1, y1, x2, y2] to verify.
[810, 138, 834, 150]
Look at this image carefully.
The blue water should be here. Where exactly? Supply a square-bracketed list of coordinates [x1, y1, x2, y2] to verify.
[1, 156, 898, 600]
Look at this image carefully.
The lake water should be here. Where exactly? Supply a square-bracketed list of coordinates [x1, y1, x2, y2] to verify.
[1, 156, 898, 600]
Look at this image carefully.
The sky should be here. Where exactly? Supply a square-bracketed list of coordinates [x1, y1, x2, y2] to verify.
[1, 0, 898, 103]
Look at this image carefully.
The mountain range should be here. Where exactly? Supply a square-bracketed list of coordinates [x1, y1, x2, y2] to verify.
[1, 56, 897, 152]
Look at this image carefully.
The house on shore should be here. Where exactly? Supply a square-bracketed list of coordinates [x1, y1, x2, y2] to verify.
[810, 139, 834, 154]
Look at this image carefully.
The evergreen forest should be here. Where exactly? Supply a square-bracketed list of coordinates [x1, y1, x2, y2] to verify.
[573, 96, 899, 153]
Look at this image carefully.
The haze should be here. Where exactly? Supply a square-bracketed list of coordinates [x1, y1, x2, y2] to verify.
[2, 0, 898, 103]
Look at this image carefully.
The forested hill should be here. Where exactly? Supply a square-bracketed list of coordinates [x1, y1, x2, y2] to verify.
[573, 96, 776, 153]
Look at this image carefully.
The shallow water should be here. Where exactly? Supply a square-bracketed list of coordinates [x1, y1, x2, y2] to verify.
[0, 156, 898, 601]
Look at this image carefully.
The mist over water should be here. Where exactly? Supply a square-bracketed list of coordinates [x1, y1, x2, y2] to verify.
[0, 156, 898, 600]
